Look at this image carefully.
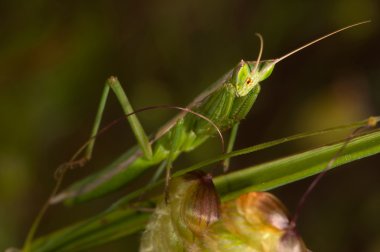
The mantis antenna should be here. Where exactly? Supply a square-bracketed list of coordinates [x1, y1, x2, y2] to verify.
[251, 33, 264, 74]
[274, 20, 371, 64]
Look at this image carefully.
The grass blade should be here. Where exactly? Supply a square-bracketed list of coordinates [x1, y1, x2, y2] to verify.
[215, 129, 380, 200]
[31, 129, 380, 252]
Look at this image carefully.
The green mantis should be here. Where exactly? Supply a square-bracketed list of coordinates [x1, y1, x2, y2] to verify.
[50, 21, 370, 206]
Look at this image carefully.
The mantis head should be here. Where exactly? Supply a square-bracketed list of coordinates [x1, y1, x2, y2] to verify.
[231, 20, 370, 97]
[231, 59, 276, 97]
[232, 33, 275, 97]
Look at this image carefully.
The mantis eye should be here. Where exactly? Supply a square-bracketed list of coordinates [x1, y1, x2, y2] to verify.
[246, 78, 253, 85]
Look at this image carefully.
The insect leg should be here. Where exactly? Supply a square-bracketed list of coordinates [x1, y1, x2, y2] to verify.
[223, 122, 240, 172]
[164, 119, 184, 202]
[85, 76, 152, 161]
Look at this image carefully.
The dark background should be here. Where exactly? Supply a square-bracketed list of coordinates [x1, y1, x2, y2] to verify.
[1, 1, 380, 251]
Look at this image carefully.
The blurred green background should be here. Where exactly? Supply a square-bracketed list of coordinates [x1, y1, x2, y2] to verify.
[1, 0, 380, 251]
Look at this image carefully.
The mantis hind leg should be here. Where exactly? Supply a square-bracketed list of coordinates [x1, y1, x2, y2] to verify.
[101, 77, 152, 158]
[67, 77, 153, 169]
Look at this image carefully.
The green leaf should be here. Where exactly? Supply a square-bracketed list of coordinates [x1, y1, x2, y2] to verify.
[32, 208, 150, 252]
[215, 129, 380, 201]
[31, 129, 380, 252]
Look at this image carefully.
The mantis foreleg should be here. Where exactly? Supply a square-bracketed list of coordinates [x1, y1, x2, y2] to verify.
[223, 122, 240, 172]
